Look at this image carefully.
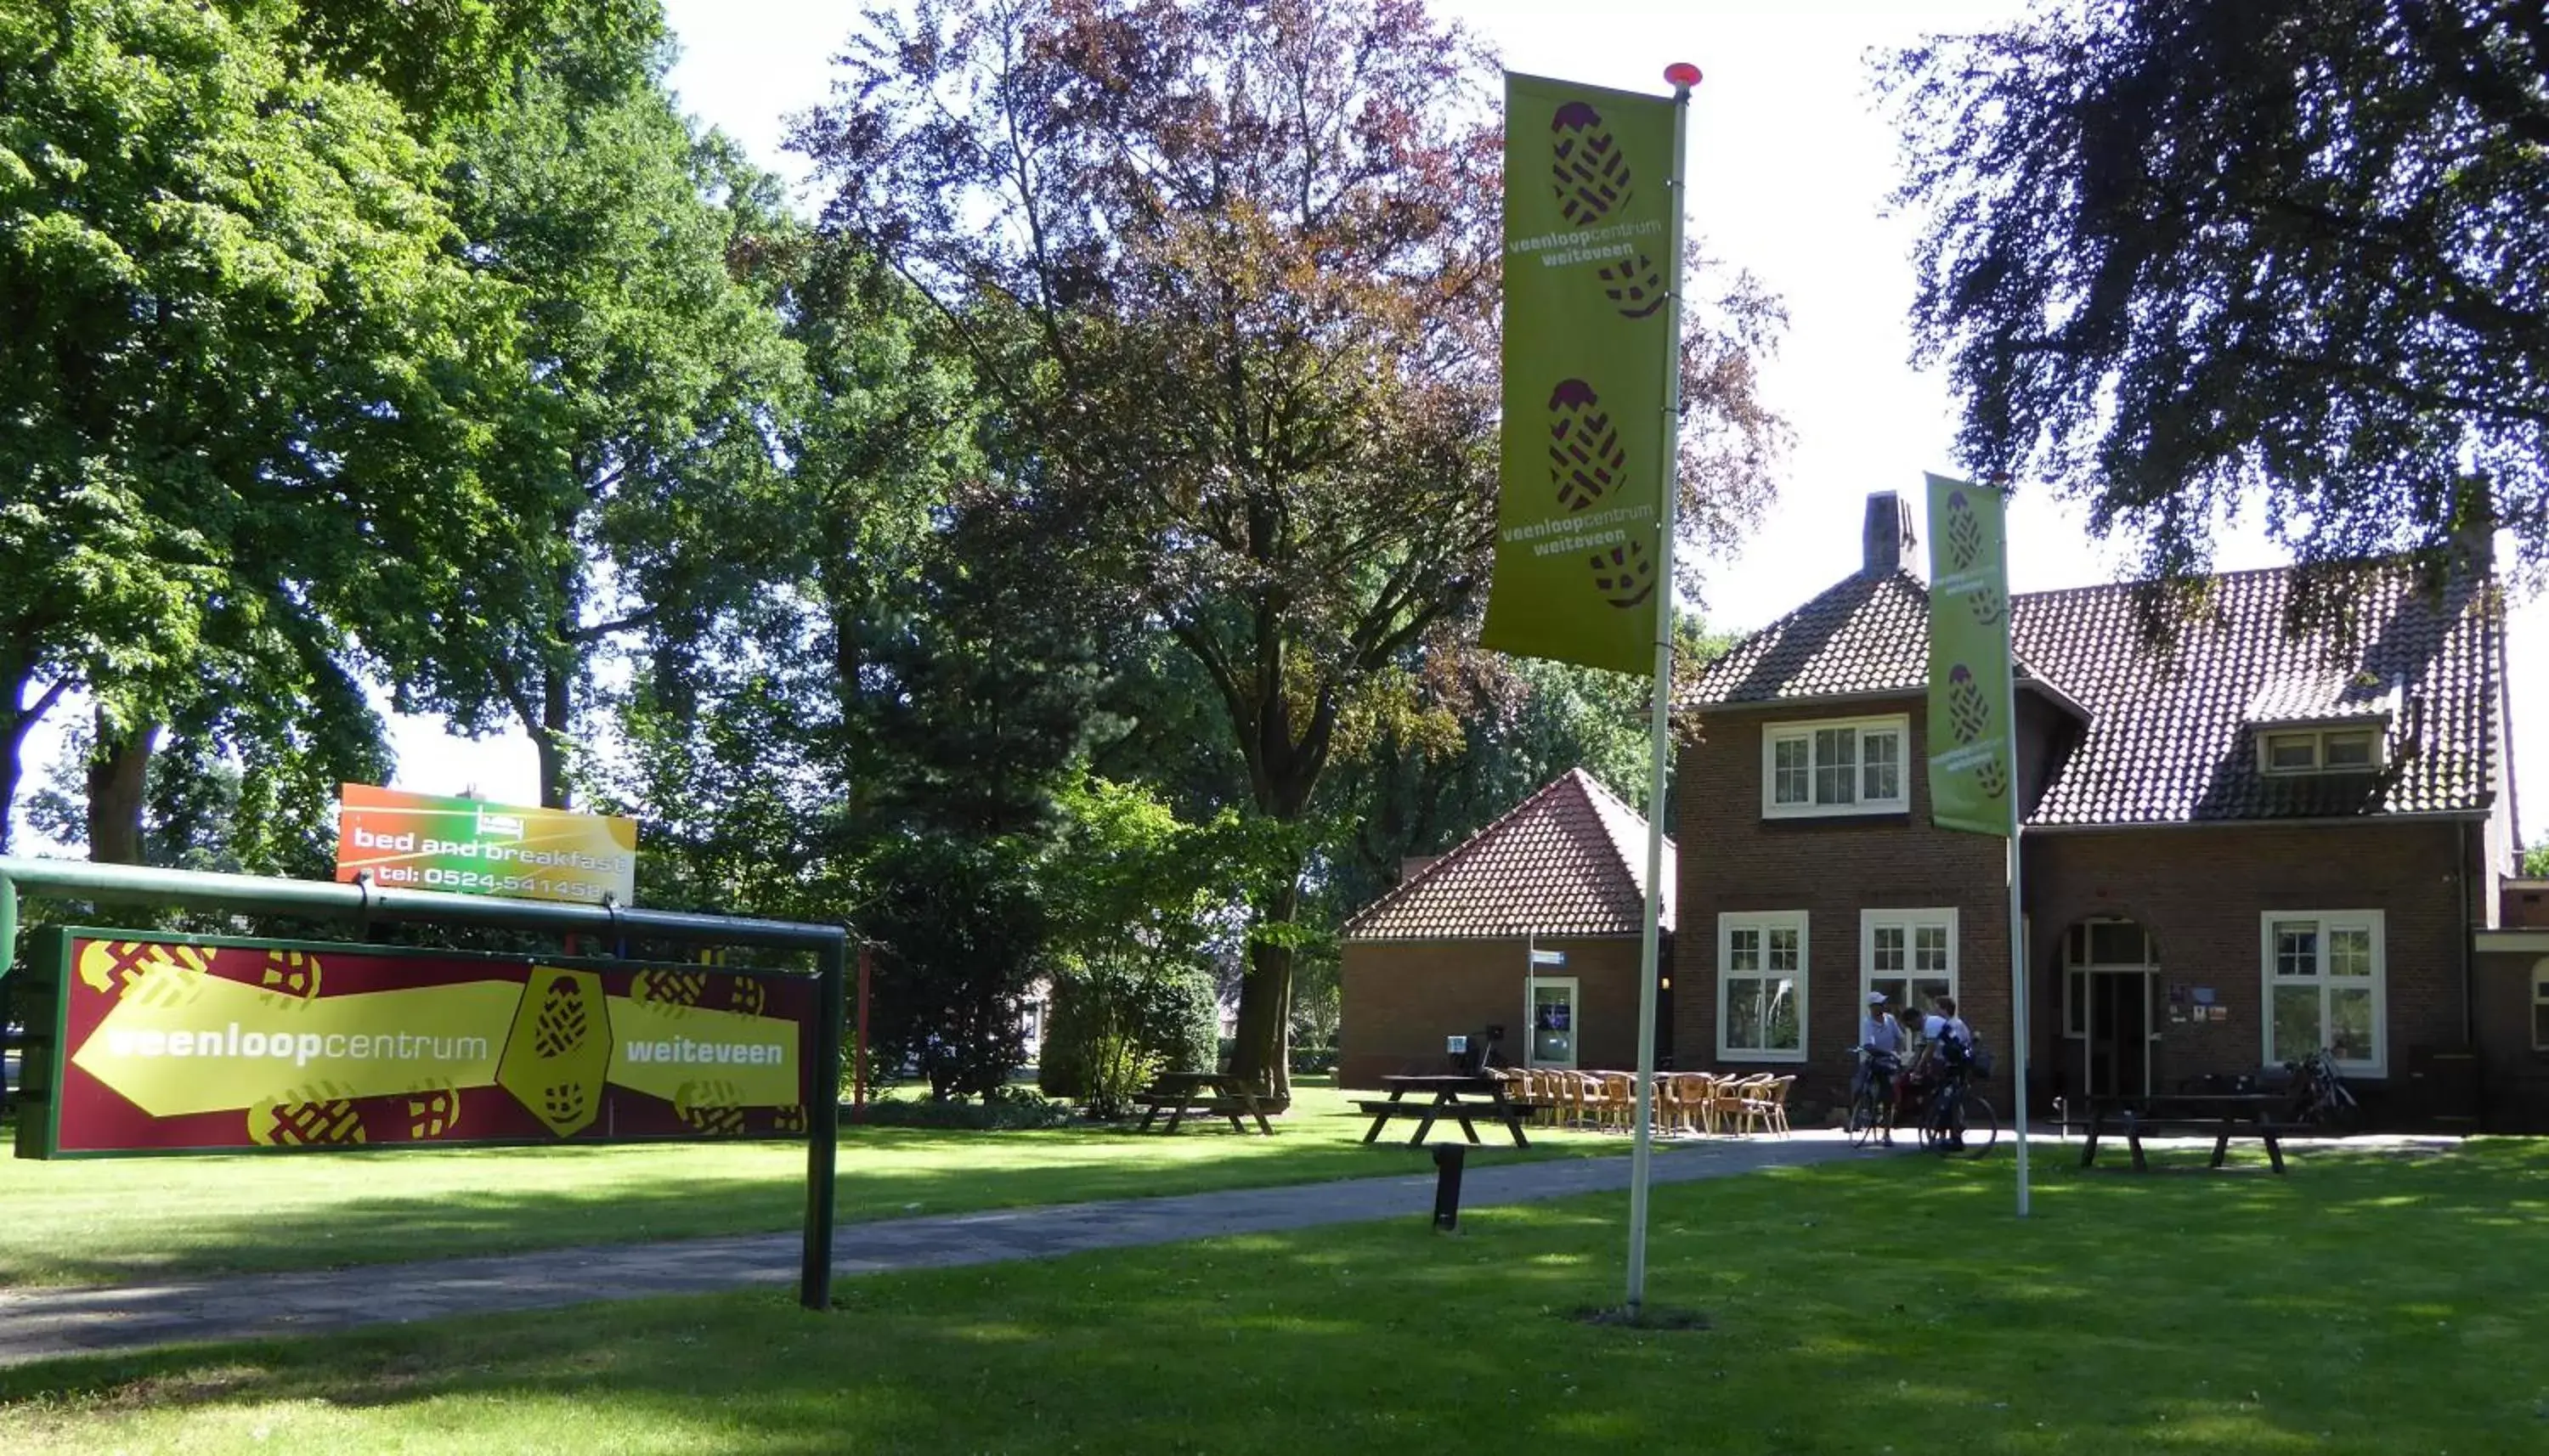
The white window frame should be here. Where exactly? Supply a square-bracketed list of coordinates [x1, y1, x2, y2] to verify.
[1860, 908, 1958, 1047]
[2256, 726, 2386, 776]
[1717, 911, 1808, 1062]
[2258, 910, 2388, 1076]
[1761, 714, 1910, 819]
[2531, 959, 2549, 1053]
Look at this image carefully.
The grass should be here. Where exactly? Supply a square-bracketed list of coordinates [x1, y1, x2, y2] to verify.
[2, 1138, 2544, 1453]
[0, 1079, 1626, 1287]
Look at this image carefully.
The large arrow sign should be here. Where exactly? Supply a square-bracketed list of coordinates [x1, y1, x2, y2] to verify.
[18, 930, 816, 1159]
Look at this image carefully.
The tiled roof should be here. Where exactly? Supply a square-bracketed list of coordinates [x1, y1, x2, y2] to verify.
[2243, 671, 2399, 725]
[1688, 563, 2503, 827]
[1342, 769, 1676, 941]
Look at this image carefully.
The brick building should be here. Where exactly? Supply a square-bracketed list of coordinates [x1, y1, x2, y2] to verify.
[1676, 491, 2530, 1128]
[1338, 770, 1673, 1087]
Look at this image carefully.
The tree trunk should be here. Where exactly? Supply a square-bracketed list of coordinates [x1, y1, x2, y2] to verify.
[1229, 872, 1300, 1108]
[0, 669, 66, 856]
[536, 667, 572, 810]
[85, 709, 154, 865]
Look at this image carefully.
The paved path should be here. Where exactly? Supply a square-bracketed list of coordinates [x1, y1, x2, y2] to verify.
[0, 1134, 1868, 1366]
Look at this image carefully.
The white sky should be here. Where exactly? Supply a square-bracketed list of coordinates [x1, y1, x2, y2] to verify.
[9, 0, 2541, 849]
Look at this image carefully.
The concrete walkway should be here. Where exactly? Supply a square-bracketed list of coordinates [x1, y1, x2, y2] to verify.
[0, 1133, 1868, 1366]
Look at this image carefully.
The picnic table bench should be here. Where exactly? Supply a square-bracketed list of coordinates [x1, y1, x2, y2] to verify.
[2077, 1094, 2304, 1174]
[1359, 1074, 1540, 1148]
[1133, 1071, 1275, 1135]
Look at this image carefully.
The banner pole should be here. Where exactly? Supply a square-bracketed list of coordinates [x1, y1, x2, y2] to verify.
[1626, 62, 1700, 1319]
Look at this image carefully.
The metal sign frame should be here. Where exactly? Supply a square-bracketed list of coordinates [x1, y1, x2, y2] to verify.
[0, 855, 847, 1311]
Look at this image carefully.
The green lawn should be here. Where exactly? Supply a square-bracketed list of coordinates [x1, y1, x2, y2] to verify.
[0, 1081, 1624, 1287]
[4, 1138, 2544, 1454]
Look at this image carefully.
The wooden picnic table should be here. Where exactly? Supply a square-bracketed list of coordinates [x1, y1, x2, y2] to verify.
[2077, 1093, 2299, 1173]
[1133, 1071, 1275, 1135]
[1359, 1074, 1535, 1148]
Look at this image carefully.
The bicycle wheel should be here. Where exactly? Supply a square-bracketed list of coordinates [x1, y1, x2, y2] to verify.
[1952, 1094, 1999, 1159]
[1846, 1087, 1881, 1147]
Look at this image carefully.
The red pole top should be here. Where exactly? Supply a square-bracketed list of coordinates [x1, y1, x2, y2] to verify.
[1664, 62, 1702, 89]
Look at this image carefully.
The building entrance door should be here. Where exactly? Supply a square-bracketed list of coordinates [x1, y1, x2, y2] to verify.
[2086, 972, 2155, 1099]
[1527, 978, 1579, 1069]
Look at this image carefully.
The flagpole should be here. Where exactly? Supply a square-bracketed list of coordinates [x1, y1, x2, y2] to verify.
[1626, 59, 1700, 1320]
[2010, 827, 2032, 1216]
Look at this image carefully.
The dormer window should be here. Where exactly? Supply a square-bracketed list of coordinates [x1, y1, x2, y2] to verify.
[2258, 726, 2384, 776]
[1762, 714, 1910, 818]
[2246, 674, 2395, 777]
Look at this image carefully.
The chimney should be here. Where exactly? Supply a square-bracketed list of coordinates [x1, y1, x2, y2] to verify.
[1862, 492, 1907, 576]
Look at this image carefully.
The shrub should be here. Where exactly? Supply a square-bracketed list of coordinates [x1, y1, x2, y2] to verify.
[855, 1085, 1079, 1131]
[1038, 956, 1218, 1115]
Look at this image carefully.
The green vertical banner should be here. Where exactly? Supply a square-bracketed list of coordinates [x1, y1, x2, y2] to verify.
[1480, 74, 1681, 678]
[1924, 472, 2018, 836]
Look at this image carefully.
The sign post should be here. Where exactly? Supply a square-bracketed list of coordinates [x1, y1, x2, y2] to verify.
[0, 856, 856, 1305]
[1923, 471, 2031, 1216]
[1486, 63, 1695, 1318]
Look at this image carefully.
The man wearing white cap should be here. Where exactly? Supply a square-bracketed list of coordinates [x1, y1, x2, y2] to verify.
[1853, 991, 1906, 1130]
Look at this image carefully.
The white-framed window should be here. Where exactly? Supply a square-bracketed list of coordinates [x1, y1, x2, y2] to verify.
[2531, 960, 2549, 1053]
[1861, 908, 1957, 1047]
[2260, 911, 2386, 1075]
[1718, 911, 1807, 1061]
[2257, 726, 2384, 775]
[1761, 715, 1909, 818]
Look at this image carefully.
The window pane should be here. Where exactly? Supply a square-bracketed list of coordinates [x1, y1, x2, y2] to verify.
[2534, 1001, 2549, 1052]
[2086, 922, 2145, 965]
[1873, 927, 1905, 973]
[1773, 738, 1811, 804]
[2271, 985, 2324, 1063]
[1727, 979, 1764, 1049]
[2327, 927, 2373, 978]
[2273, 923, 2319, 979]
[2323, 732, 2376, 768]
[1728, 928, 1760, 973]
[1862, 731, 1901, 802]
[2329, 987, 2376, 1063]
[1813, 728, 1857, 804]
[2266, 733, 2317, 770]
[2065, 969, 2086, 1036]
[1764, 978, 1800, 1050]
[1870, 976, 1909, 1013]
[1914, 924, 1949, 973]
[1912, 977, 1952, 1012]
[1766, 927, 1799, 972]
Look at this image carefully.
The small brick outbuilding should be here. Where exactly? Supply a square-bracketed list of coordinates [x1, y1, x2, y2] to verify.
[1338, 769, 1673, 1088]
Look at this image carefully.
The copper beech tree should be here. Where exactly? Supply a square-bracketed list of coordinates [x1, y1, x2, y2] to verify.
[798, 0, 1784, 1101]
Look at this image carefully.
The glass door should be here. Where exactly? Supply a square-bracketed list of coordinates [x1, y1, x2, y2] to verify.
[1528, 978, 1579, 1069]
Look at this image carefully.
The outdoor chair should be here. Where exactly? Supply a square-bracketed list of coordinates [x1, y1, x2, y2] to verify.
[1673, 1073, 1719, 1135]
[1597, 1072, 1636, 1132]
[1708, 1074, 1771, 1136]
[1741, 1075, 1794, 1138]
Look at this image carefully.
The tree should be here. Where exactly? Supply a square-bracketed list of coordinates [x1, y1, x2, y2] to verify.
[383, 38, 803, 809]
[1, 0, 524, 858]
[2524, 840, 2549, 880]
[1889, 0, 2549, 582]
[798, 0, 1784, 1102]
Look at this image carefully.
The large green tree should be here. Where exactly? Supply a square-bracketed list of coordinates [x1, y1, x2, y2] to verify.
[1889, 0, 2549, 578]
[0, 0, 524, 857]
[798, 0, 1785, 1101]
[382, 39, 802, 809]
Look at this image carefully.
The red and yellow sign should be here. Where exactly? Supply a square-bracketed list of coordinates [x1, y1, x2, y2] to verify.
[14, 930, 812, 1159]
[335, 783, 638, 906]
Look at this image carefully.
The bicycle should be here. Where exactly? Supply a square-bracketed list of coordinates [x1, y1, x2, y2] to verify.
[1845, 1046, 1902, 1148]
[2286, 1047, 2360, 1134]
[1912, 1064, 1999, 1158]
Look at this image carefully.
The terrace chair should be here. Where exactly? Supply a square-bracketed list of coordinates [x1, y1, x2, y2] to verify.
[1675, 1073, 1718, 1136]
[1708, 1074, 1771, 1137]
[1597, 1072, 1637, 1132]
[1743, 1075, 1795, 1138]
